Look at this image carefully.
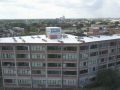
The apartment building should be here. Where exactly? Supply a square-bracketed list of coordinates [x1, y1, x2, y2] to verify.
[87, 25, 108, 35]
[0, 27, 120, 90]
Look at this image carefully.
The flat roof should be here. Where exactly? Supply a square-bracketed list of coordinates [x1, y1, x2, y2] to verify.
[0, 34, 120, 44]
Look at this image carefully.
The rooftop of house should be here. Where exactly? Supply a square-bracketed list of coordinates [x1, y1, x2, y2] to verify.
[0, 34, 120, 44]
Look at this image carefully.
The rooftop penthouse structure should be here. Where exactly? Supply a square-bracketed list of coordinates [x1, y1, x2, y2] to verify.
[0, 27, 120, 90]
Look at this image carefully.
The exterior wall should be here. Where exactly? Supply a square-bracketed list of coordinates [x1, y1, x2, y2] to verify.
[0, 39, 120, 89]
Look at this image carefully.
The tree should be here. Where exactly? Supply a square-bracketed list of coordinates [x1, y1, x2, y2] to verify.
[95, 69, 120, 90]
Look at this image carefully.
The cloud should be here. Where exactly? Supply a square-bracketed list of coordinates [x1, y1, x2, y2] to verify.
[0, 0, 120, 19]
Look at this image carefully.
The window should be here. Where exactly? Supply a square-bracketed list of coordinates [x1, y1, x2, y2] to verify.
[99, 42, 108, 48]
[2, 62, 15, 66]
[1, 46, 13, 50]
[89, 77, 96, 82]
[17, 69, 30, 75]
[63, 46, 77, 51]
[16, 54, 29, 58]
[99, 58, 106, 63]
[90, 52, 98, 57]
[98, 65, 107, 70]
[109, 56, 115, 61]
[83, 62, 87, 66]
[108, 63, 115, 67]
[63, 79, 76, 85]
[47, 79, 61, 85]
[79, 61, 88, 67]
[31, 62, 45, 67]
[32, 70, 45, 75]
[80, 69, 88, 74]
[117, 48, 120, 53]
[116, 55, 120, 59]
[16, 46, 28, 50]
[31, 53, 46, 59]
[90, 44, 97, 49]
[0, 53, 14, 59]
[48, 54, 61, 58]
[18, 78, 31, 84]
[63, 53, 78, 60]
[47, 46, 61, 50]
[79, 53, 88, 59]
[31, 45, 46, 51]
[63, 71, 77, 75]
[89, 59, 98, 65]
[47, 70, 61, 74]
[110, 49, 116, 53]
[32, 78, 46, 85]
[110, 41, 116, 46]
[48, 63, 61, 67]
[116, 61, 120, 65]
[93, 67, 96, 71]
[17, 62, 29, 66]
[4, 79, 16, 84]
[99, 50, 108, 55]
[3, 68, 16, 75]
[80, 45, 89, 50]
[32, 70, 41, 74]
[63, 63, 76, 67]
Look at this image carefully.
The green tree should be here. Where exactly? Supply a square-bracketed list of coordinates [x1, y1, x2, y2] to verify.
[95, 69, 120, 90]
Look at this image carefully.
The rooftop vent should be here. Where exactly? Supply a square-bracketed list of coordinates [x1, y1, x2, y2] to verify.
[19, 36, 22, 39]
[13, 37, 17, 42]
[78, 36, 83, 39]
[63, 34, 68, 38]
[42, 39, 47, 42]
[75, 36, 78, 39]
[22, 39, 26, 43]
[37, 36, 41, 38]
[86, 35, 93, 38]
[95, 35, 100, 38]
[18, 37, 26, 42]
[31, 36, 35, 39]
[78, 39, 85, 43]
[117, 34, 120, 36]
[58, 40, 64, 43]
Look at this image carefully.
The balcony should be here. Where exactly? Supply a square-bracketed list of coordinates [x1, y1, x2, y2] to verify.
[31, 74, 45, 77]
[4, 83, 17, 87]
[47, 58, 62, 62]
[18, 84, 31, 87]
[15, 50, 30, 53]
[62, 51, 77, 53]
[47, 74, 61, 77]
[1, 59, 15, 62]
[1, 50, 14, 53]
[3, 73, 16, 76]
[47, 50, 62, 53]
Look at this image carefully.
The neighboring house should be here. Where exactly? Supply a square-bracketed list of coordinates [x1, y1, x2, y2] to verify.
[87, 25, 108, 35]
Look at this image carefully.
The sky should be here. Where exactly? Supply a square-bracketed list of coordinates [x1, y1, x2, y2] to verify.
[0, 0, 120, 19]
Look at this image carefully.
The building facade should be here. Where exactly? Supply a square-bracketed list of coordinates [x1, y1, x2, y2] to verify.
[0, 27, 120, 89]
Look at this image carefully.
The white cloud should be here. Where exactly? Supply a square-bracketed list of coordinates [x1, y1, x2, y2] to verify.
[0, 0, 120, 19]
